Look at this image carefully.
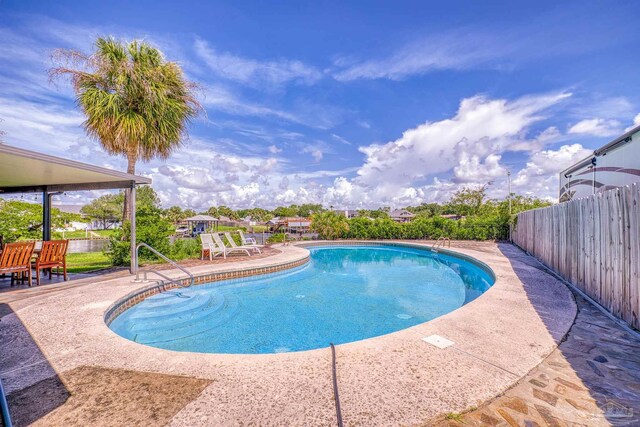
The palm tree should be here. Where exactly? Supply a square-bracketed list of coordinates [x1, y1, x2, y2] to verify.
[51, 37, 201, 221]
[311, 211, 349, 240]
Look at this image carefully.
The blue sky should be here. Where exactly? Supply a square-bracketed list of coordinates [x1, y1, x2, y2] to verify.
[1, 1, 639, 209]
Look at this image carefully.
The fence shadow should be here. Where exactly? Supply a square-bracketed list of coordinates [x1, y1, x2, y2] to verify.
[0, 303, 70, 427]
[497, 243, 640, 426]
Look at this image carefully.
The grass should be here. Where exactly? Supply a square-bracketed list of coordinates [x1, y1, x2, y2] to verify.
[445, 412, 464, 422]
[66, 252, 112, 273]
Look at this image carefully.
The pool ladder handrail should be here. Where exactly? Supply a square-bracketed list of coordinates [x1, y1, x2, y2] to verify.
[432, 236, 451, 250]
[133, 242, 194, 288]
[0, 377, 12, 427]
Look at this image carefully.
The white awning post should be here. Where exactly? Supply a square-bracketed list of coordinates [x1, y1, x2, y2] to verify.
[130, 184, 137, 275]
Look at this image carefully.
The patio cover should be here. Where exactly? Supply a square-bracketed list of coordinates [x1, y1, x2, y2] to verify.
[0, 144, 151, 273]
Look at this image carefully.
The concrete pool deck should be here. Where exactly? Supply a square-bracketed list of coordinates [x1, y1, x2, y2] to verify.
[1, 241, 585, 425]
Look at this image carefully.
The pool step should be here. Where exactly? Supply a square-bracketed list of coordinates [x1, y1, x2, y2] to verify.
[129, 293, 226, 332]
[132, 294, 240, 344]
[130, 292, 216, 319]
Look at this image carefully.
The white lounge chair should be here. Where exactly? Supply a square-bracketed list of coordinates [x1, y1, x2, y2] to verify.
[214, 233, 251, 257]
[222, 232, 255, 256]
[237, 230, 263, 254]
[200, 233, 226, 260]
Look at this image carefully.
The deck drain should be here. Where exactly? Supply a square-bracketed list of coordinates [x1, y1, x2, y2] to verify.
[422, 334, 454, 349]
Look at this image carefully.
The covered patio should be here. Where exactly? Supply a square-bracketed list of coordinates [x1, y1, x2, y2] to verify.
[0, 144, 151, 275]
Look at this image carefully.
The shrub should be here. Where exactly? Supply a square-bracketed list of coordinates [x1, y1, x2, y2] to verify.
[106, 190, 174, 266]
[170, 238, 201, 260]
[311, 211, 349, 240]
[267, 233, 286, 244]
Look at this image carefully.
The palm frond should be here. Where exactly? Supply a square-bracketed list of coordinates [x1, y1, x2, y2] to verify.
[50, 37, 202, 169]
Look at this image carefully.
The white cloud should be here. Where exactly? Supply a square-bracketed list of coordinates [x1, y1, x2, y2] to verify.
[453, 153, 505, 183]
[194, 39, 322, 87]
[512, 144, 592, 199]
[570, 96, 634, 121]
[568, 118, 621, 137]
[305, 91, 579, 207]
[200, 84, 343, 130]
[332, 30, 511, 81]
[268, 145, 282, 154]
[332, 14, 616, 82]
[0, 97, 86, 152]
[331, 134, 351, 145]
[352, 92, 570, 200]
[625, 113, 640, 132]
[201, 84, 301, 123]
[302, 147, 323, 162]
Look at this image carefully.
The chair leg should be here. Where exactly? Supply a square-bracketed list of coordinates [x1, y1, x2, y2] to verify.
[36, 268, 40, 286]
[27, 268, 32, 287]
[63, 262, 68, 281]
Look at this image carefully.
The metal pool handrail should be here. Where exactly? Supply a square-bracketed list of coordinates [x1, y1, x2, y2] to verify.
[134, 242, 194, 288]
[0, 377, 12, 427]
[432, 236, 451, 249]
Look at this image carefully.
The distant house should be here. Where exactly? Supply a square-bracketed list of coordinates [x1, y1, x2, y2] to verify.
[215, 215, 239, 227]
[54, 204, 107, 230]
[333, 209, 359, 219]
[286, 217, 312, 233]
[238, 216, 258, 227]
[266, 217, 311, 233]
[389, 209, 416, 223]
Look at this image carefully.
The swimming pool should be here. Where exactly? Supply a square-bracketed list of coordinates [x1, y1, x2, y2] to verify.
[109, 245, 494, 354]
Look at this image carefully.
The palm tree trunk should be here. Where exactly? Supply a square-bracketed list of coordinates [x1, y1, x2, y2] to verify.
[122, 152, 137, 223]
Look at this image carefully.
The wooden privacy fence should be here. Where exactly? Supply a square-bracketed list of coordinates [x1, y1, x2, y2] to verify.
[513, 183, 640, 330]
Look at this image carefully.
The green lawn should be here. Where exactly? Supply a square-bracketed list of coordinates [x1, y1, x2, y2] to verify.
[66, 252, 112, 273]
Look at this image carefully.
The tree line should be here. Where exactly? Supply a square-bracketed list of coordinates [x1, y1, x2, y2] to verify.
[311, 186, 551, 241]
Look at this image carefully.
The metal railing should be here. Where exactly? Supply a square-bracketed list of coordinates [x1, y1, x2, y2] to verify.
[0, 377, 12, 427]
[432, 236, 451, 250]
[133, 242, 194, 288]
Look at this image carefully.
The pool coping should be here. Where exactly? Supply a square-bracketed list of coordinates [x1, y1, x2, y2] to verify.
[1, 241, 578, 426]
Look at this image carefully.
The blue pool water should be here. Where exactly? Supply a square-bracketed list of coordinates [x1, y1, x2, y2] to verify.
[109, 245, 494, 354]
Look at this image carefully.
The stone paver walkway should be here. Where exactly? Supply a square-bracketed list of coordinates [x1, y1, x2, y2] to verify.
[432, 288, 640, 426]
